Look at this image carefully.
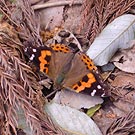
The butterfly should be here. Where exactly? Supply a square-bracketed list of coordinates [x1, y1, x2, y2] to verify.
[24, 29, 108, 97]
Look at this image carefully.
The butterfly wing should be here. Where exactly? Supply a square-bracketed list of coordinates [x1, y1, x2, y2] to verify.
[62, 52, 108, 97]
[24, 45, 52, 73]
[48, 44, 74, 85]
[24, 43, 74, 84]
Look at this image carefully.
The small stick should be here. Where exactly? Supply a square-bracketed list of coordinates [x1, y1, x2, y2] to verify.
[45, 89, 58, 99]
[0, 8, 19, 27]
[32, 0, 83, 10]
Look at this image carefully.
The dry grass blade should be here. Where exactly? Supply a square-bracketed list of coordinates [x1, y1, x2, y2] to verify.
[80, 0, 135, 44]
[106, 110, 135, 135]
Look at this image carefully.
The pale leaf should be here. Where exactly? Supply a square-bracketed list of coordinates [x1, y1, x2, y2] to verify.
[17, 108, 33, 135]
[53, 90, 103, 109]
[111, 44, 135, 73]
[44, 102, 103, 135]
[87, 14, 135, 66]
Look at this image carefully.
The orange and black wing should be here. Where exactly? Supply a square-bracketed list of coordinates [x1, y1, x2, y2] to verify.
[62, 52, 108, 97]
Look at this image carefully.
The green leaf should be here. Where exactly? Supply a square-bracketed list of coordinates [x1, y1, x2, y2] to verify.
[87, 104, 101, 117]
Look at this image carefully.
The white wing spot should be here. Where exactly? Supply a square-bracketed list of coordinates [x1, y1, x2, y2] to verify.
[91, 89, 97, 96]
[101, 93, 105, 97]
[33, 49, 37, 52]
[29, 54, 35, 60]
[97, 85, 102, 89]
[24, 47, 28, 52]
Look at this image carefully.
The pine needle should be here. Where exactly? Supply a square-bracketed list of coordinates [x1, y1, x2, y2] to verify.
[80, 0, 135, 44]
[107, 110, 135, 135]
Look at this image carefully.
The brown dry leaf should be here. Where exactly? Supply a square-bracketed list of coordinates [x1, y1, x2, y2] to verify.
[111, 71, 135, 113]
[112, 43, 135, 73]
[36, 0, 82, 31]
[92, 100, 135, 135]
[113, 99, 134, 113]
[39, 0, 65, 30]
[62, 3, 82, 32]
[111, 87, 135, 102]
[93, 108, 117, 135]
[53, 90, 103, 109]
[111, 72, 135, 89]
[111, 87, 135, 113]
[0, 22, 21, 43]
[92, 99, 134, 135]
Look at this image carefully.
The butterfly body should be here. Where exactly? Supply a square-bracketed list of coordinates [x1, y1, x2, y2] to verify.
[24, 30, 108, 97]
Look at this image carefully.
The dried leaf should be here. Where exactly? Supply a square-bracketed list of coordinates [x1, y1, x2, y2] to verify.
[39, 0, 64, 30]
[53, 90, 103, 109]
[86, 14, 135, 66]
[111, 72, 135, 88]
[113, 100, 134, 113]
[92, 108, 117, 135]
[35, 0, 82, 33]
[112, 44, 135, 73]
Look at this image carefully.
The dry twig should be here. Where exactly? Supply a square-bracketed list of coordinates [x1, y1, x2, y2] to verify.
[32, 0, 82, 10]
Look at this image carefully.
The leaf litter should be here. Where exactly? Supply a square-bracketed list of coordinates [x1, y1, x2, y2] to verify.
[112, 42, 135, 73]
[0, 0, 135, 135]
[53, 90, 103, 109]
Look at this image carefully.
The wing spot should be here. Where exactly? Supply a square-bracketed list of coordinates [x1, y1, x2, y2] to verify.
[38, 50, 51, 73]
[97, 85, 102, 89]
[51, 44, 70, 53]
[33, 49, 37, 52]
[82, 75, 89, 82]
[101, 93, 105, 97]
[80, 54, 97, 70]
[91, 89, 97, 96]
[24, 47, 28, 52]
[29, 54, 35, 60]
[72, 73, 96, 93]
